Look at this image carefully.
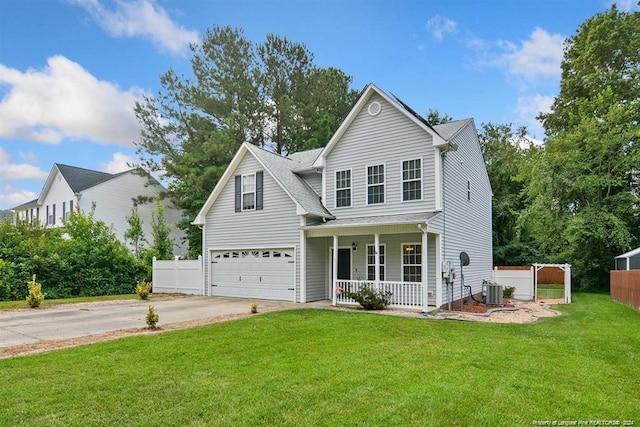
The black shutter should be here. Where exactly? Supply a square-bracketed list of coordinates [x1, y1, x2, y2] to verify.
[53, 204, 56, 225]
[70, 200, 73, 213]
[256, 171, 263, 210]
[235, 175, 241, 212]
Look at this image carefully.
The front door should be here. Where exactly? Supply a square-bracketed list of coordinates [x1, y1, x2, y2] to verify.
[337, 248, 351, 280]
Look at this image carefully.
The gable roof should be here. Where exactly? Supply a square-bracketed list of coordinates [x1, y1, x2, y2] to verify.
[35, 163, 124, 206]
[56, 164, 116, 193]
[192, 143, 334, 225]
[312, 83, 448, 169]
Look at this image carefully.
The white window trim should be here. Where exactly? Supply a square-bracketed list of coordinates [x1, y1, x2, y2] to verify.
[401, 242, 422, 283]
[242, 173, 256, 211]
[365, 163, 386, 206]
[335, 169, 352, 209]
[366, 244, 386, 281]
[401, 158, 423, 202]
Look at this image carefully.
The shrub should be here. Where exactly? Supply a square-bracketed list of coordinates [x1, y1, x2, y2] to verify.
[146, 305, 159, 329]
[250, 303, 258, 314]
[136, 281, 152, 300]
[25, 274, 45, 308]
[345, 283, 392, 310]
[503, 286, 515, 298]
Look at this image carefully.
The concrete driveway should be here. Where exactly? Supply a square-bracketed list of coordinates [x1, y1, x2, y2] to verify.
[0, 295, 304, 351]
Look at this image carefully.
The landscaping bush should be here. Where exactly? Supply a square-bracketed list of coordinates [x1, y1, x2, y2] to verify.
[146, 305, 159, 329]
[503, 286, 515, 298]
[345, 283, 392, 310]
[136, 281, 152, 300]
[25, 274, 45, 308]
[0, 213, 145, 301]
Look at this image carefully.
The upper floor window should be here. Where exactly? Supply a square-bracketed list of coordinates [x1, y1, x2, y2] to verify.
[242, 173, 256, 210]
[235, 171, 263, 212]
[402, 159, 422, 201]
[335, 170, 351, 208]
[367, 164, 385, 205]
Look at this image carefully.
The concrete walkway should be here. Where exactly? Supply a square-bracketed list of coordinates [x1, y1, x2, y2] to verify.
[0, 295, 308, 350]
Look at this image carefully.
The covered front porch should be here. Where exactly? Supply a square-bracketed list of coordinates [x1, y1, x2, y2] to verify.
[301, 213, 443, 311]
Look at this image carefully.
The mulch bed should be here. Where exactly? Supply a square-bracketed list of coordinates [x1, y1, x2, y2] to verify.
[451, 298, 514, 313]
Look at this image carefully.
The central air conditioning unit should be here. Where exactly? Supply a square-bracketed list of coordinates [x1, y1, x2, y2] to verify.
[485, 283, 503, 306]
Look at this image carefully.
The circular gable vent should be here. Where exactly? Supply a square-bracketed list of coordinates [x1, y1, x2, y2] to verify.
[368, 101, 381, 116]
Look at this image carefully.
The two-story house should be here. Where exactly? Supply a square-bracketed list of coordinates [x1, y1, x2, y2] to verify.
[192, 84, 492, 310]
[12, 164, 187, 256]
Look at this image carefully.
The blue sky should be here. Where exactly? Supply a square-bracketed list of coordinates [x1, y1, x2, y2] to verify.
[0, 0, 637, 210]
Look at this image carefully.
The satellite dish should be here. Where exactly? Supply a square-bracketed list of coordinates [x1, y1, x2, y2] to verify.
[459, 252, 470, 267]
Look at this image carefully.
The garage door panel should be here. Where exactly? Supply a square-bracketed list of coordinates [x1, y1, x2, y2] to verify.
[210, 248, 294, 301]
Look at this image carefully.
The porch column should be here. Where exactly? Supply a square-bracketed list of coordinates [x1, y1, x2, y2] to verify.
[374, 233, 380, 285]
[332, 235, 338, 305]
[435, 233, 443, 308]
[299, 220, 306, 303]
[564, 264, 572, 304]
[422, 229, 429, 311]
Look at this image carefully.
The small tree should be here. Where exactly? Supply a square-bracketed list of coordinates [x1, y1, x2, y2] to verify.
[124, 205, 146, 259]
[150, 196, 175, 260]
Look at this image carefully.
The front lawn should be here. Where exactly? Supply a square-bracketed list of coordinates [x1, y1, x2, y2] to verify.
[0, 294, 139, 310]
[1, 293, 638, 425]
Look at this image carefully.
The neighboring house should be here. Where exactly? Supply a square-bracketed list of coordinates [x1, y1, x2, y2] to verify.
[11, 164, 186, 256]
[193, 84, 492, 309]
[615, 248, 640, 270]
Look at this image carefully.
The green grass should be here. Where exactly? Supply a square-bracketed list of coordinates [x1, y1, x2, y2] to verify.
[537, 283, 565, 299]
[1, 293, 639, 426]
[0, 294, 139, 310]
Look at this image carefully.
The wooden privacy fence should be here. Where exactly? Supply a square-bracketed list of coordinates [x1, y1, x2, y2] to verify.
[610, 270, 640, 310]
[153, 256, 203, 295]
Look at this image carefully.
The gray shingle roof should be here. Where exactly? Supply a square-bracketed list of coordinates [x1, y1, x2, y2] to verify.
[289, 148, 323, 172]
[246, 145, 334, 219]
[432, 119, 472, 140]
[56, 164, 115, 193]
[12, 198, 39, 210]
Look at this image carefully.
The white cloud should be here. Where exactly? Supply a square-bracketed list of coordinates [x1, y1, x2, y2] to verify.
[0, 56, 144, 146]
[425, 15, 458, 41]
[0, 147, 48, 179]
[609, 0, 640, 12]
[100, 152, 136, 173]
[497, 27, 565, 81]
[68, 0, 199, 56]
[0, 184, 38, 207]
[516, 94, 555, 138]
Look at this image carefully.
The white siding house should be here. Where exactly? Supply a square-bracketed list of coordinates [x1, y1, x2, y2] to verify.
[193, 83, 493, 310]
[11, 164, 186, 256]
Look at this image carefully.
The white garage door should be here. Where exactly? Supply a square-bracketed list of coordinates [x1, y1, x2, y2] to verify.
[210, 248, 295, 301]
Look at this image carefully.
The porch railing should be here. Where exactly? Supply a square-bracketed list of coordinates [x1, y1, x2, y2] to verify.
[335, 280, 424, 309]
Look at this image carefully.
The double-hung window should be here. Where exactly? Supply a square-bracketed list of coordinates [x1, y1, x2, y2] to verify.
[242, 174, 256, 210]
[402, 244, 422, 282]
[366, 244, 385, 281]
[402, 159, 422, 201]
[335, 170, 351, 208]
[367, 164, 385, 204]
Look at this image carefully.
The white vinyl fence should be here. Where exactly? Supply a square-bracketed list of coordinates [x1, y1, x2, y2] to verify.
[152, 256, 203, 295]
[492, 267, 534, 300]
